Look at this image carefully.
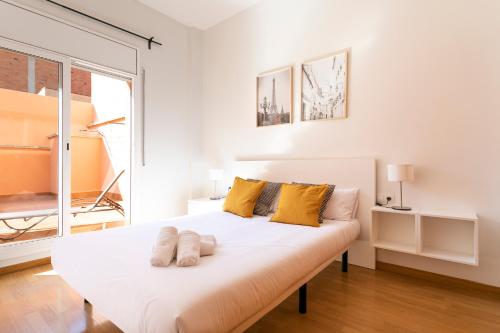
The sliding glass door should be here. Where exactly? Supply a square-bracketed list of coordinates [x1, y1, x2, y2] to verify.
[0, 37, 134, 253]
[0, 37, 71, 246]
[68, 64, 132, 234]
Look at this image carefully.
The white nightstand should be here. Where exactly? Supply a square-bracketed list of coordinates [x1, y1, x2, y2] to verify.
[187, 198, 225, 215]
[371, 206, 478, 266]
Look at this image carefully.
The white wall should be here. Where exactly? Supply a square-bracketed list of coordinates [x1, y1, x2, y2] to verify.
[201, 0, 500, 286]
[10, 0, 203, 220]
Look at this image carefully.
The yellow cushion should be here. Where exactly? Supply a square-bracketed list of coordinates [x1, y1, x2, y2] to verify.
[270, 183, 328, 227]
[223, 177, 267, 218]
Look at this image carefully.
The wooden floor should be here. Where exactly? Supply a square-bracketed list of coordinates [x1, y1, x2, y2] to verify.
[0, 262, 499, 333]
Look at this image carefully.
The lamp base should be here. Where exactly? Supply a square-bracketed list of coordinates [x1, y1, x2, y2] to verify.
[391, 205, 412, 211]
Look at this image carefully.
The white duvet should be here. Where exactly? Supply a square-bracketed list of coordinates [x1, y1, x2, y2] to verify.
[52, 212, 360, 333]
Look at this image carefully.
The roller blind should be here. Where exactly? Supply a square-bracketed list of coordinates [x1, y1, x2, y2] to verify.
[0, 1, 137, 74]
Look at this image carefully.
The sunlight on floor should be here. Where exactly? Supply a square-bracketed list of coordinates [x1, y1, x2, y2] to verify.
[34, 269, 58, 276]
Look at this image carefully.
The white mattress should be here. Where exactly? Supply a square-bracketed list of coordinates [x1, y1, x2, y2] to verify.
[52, 212, 360, 333]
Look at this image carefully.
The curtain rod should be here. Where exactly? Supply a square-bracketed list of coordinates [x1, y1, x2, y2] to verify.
[44, 0, 162, 49]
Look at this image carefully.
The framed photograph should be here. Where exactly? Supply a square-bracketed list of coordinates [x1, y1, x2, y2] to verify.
[256, 66, 293, 127]
[301, 50, 348, 121]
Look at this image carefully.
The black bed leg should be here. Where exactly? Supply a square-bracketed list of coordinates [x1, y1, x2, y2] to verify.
[342, 251, 348, 272]
[299, 284, 307, 314]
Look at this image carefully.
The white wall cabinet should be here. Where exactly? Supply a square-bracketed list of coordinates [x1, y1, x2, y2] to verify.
[371, 207, 478, 266]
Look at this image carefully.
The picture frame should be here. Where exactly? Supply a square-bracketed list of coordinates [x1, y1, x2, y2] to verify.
[301, 50, 348, 121]
[256, 66, 293, 127]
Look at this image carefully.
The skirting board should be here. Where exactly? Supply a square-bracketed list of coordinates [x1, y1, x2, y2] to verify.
[337, 240, 375, 269]
[377, 261, 500, 296]
[0, 257, 50, 276]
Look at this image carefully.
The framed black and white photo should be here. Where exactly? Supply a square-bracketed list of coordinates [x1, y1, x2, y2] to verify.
[256, 66, 292, 127]
[301, 50, 348, 121]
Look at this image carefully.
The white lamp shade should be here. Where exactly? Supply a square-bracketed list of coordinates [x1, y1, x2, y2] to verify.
[209, 169, 223, 181]
[387, 164, 414, 182]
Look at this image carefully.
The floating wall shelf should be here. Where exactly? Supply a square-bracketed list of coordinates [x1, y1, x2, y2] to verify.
[371, 206, 478, 266]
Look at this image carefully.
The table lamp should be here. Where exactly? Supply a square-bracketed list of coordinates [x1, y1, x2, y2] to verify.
[209, 169, 224, 200]
[387, 164, 414, 211]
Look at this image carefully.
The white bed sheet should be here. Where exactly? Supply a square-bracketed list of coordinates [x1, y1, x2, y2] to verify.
[52, 212, 360, 333]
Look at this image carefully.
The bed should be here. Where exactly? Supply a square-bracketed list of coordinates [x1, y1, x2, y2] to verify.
[52, 212, 359, 333]
[52, 158, 376, 333]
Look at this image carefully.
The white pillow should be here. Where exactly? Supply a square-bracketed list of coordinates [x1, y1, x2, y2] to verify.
[323, 188, 359, 221]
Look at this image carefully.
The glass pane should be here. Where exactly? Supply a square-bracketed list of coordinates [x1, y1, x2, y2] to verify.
[0, 47, 60, 244]
[70, 68, 130, 234]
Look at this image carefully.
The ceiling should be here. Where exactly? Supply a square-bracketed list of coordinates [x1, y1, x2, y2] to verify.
[137, 0, 263, 30]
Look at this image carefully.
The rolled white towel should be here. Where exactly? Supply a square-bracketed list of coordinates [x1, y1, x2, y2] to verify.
[200, 235, 217, 256]
[172, 235, 216, 259]
[151, 226, 178, 267]
[176, 230, 201, 267]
